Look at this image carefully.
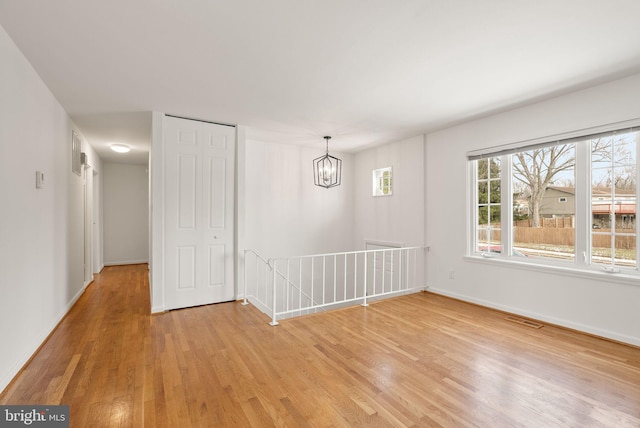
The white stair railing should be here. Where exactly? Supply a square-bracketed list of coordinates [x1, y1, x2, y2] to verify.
[243, 246, 424, 325]
[243, 250, 324, 321]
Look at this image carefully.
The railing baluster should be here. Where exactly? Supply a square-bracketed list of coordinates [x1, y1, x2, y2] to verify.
[263, 258, 268, 308]
[343, 254, 347, 301]
[333, 254, 337, 304]
[354, 253, 358, 300]
[286, 259, 290, 313]
[413, 248, 417, 290]
[362, 252, 368, 307]
[389, 250, 396, 291]
[242, 250, 248, 305]
[398, 249, 403, 291]
[270, 260, 278, 326]
[381, 251, 386, 294]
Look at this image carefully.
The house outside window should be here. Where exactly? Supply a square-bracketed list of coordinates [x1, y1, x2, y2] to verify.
[469, 123, 638, 275]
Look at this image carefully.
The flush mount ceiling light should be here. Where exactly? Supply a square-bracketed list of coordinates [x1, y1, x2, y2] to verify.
[313, 136, 342, 189]
[110, 144, 131, 153]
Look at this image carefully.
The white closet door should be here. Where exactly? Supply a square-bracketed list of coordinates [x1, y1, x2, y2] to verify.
[164, 116, 235, 310]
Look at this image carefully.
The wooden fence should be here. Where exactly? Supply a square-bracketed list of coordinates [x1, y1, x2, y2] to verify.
[514, 227, 573, 247]
[514, 217, 574, 228]
[513, 227, 635, 249]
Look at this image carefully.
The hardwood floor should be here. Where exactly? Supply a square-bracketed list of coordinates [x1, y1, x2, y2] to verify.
[2, 264, 639, 427]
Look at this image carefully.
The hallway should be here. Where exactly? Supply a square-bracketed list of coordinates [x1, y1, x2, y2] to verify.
[2, 264, 640, 427]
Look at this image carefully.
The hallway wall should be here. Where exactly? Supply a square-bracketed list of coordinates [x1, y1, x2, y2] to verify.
[103, 163, 149, 265]
[0, 24, 102, 392]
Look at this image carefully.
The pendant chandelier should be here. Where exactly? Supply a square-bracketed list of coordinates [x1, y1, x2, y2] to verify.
[313, 136, 342, 188]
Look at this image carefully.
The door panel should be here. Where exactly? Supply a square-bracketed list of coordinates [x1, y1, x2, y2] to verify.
[208, 245, 225, 286]
[177, 246, 196, 289]
[207, 157, 226, 229]
[178, 154, 197, 229]
[164, 116, 235, 310]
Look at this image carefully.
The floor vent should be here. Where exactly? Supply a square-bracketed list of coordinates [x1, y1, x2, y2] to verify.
[505, 316, 544, 329]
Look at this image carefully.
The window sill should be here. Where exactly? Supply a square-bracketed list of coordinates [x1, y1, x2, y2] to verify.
[463, 254, 639, 287]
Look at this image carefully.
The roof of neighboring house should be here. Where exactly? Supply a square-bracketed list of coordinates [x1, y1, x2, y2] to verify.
[544, 186, 636, 197]
[546, 186, 575, 195]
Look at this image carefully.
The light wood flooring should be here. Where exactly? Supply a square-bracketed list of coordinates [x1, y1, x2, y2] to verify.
[1, 264, 639, 427]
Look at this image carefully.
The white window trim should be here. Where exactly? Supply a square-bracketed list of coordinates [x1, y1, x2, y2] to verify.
[467, 119, 640, 282]
[463, 254, 640, 287]
[467, 118, 640, 160]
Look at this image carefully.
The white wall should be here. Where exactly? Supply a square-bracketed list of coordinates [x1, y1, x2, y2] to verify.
[243, 139, 356, 258]
[353, 135, 426, 290]
[103, 162, 149, 265]
[425, 73, 640, 346]
[0, 24, 101, 392]
[354, 135, 425, 249]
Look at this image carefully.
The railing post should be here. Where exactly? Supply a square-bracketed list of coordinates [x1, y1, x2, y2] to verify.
[362, 252, 368, 307]
[270, 260, 279, 326]
[263, 258, 267, 306]
[242, 250, 249, 305]
[372, 251, 376, 296]
[322, 256, 326, 306]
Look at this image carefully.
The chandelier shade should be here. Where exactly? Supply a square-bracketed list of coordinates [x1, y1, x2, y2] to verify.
[313, 136, 342, 188]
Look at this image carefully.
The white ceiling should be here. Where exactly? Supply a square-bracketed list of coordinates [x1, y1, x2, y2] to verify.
[1, 0, 640, 164]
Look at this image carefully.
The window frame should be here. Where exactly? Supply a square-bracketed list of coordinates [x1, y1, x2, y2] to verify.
[467, 120, 639, 281]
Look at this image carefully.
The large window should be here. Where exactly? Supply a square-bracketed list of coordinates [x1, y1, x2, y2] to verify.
[470, 124, 639, 275]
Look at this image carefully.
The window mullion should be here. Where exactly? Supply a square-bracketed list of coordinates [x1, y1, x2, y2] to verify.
[501, 155, 513, 257]
[575, 140, 589, 267]
[468, 160, 477, 254]
[636, 138, 640, 273]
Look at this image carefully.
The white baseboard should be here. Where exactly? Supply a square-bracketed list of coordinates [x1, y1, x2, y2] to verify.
[0, 282, 89, 394]
[150, 305, 165, 314]
[427, 287, 640, 347]
[104, 260, 148, 266]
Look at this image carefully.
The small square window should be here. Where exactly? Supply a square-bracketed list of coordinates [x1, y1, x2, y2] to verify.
[373, 167, 392, 196]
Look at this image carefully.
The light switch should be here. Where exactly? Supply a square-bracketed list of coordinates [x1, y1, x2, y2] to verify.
[36, 171, 44, 189]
